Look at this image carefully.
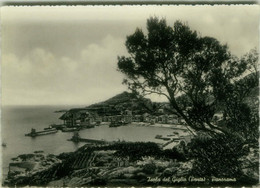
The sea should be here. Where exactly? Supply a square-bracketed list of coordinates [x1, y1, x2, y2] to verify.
[1, 105, 175, 181]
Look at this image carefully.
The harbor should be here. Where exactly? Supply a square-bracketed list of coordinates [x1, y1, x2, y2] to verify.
[24, 120, 192, 148]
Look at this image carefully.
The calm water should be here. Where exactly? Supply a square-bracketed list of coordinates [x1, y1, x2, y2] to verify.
[1, 105, 174, 180]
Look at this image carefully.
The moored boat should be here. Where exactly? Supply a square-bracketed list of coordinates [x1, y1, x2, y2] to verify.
[82, 124, 95, 129]
[61, 127, 79, 132]
[109, 121, 122, 127]
[155, 135, 162, 139]
[162, 137, 171, 141]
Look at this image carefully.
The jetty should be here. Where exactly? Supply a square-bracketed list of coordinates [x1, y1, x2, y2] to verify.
[25, 128, 58, 137]
[68, 132, 107, 144]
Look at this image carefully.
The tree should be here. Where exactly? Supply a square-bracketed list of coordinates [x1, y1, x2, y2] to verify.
[117, 17, 258, 138]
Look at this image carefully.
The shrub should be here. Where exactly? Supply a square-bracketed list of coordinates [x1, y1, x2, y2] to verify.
[163, 148, 187, 161]
[111, 142, 162, 161]
[188, 134, 247, 179]
[142, 163, 156, 174]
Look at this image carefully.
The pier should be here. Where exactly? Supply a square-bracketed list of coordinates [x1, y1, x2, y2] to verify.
[25, 128, 58, 137]
[68, 132, 107, 144]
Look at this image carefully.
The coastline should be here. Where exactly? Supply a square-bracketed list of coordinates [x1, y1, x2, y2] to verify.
[2, 106, 258, 187]
[4, 139, 258, 187]
[2, 120, 192, 186]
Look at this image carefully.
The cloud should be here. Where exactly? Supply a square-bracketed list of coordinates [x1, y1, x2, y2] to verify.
[80, 35, 127, 81]
[1, 5, 259, 105]
[2, 35, 128, 105]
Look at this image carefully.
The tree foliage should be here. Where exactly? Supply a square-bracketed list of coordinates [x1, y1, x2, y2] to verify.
[117, 17, 258, 139]
[188, 134, 247, 178]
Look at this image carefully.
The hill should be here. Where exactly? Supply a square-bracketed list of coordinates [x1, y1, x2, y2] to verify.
[85, 91, 155, 116]
[64, 72, 258, 117]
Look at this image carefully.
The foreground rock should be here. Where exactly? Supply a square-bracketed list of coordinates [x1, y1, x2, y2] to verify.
[4, 142, 259, 187]
[5, 151, 62, 186]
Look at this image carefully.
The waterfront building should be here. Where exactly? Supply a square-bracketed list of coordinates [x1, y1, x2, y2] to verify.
[142, 112, 150, 122]
[59, 108, 98, 127]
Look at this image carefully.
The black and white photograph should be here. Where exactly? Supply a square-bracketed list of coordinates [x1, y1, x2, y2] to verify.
[1, 5, 259, 187]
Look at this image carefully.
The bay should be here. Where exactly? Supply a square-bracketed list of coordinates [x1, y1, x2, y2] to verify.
[1, 105, 174, 180]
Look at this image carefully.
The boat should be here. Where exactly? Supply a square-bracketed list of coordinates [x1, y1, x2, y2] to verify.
[25, 128, 58, 137]
[61, 127, 79, 132]
[83, 124, 95, 129]
[162, 137, 171, 141]
[121, 121, 129, 126]
[44, 125, 57, 130]
[109, 121, 122, 127]
[48, 124, 64, 130]
[2, 142, 7, 147]
[155, 135, 163, 139]
[95, 121, 101, 126]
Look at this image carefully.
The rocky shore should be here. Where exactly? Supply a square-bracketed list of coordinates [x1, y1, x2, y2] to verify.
[4, 141, 259, 187]
[4, 151, 62, 186]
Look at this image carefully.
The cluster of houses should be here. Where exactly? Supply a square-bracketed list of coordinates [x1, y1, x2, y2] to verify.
[59, 108, 187, 127]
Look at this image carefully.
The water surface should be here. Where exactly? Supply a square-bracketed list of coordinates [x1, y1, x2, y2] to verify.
[1, 105, 176, 179]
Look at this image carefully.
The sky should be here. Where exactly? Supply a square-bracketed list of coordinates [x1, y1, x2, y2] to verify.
[1, 5, 259, 106]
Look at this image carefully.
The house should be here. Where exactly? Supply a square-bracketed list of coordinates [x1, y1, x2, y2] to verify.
[158, 114, 168, 124]
[59, 108, 84, 126]
[132, 115, 142, 122]
[59, 108, 98, 127]
[142, 112, 150, 122]
[121, 110, 133, 123]
[168, 114, 179, 124]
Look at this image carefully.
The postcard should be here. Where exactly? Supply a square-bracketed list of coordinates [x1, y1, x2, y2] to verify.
[1, 4, 259, 187]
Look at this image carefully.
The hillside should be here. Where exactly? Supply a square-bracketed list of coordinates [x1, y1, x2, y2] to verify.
[87, 92, 137, 107]
[85, 91, 155, 116]
[64, 72, 258, 117]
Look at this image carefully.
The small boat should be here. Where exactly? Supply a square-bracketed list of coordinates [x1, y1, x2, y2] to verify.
[162, 137, 171, 141]
[44, 125, 56, 130]
[61, 127, 79, 132]
[109, 121, 122, 127]
[48, 124, 64, 130]
[84, 124, 95, 129]
[155, 135, 163, 139]
[25, 128, 58, 137]
[121, 121, 129, 126]
[95, 121, 101, 126]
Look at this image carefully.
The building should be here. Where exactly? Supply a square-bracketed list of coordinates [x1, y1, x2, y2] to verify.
[59, 108, 98, 127]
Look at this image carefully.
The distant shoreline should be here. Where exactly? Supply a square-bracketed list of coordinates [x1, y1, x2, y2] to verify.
[132, 122, 186, 129]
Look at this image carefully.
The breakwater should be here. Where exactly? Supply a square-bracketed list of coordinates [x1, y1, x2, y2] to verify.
[68, 137, 107, 144]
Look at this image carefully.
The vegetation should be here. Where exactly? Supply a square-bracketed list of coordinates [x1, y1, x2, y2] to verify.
[117, 17, 258, 139]
[188, 134, 246, 178]
[117, 17, 258, 184]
